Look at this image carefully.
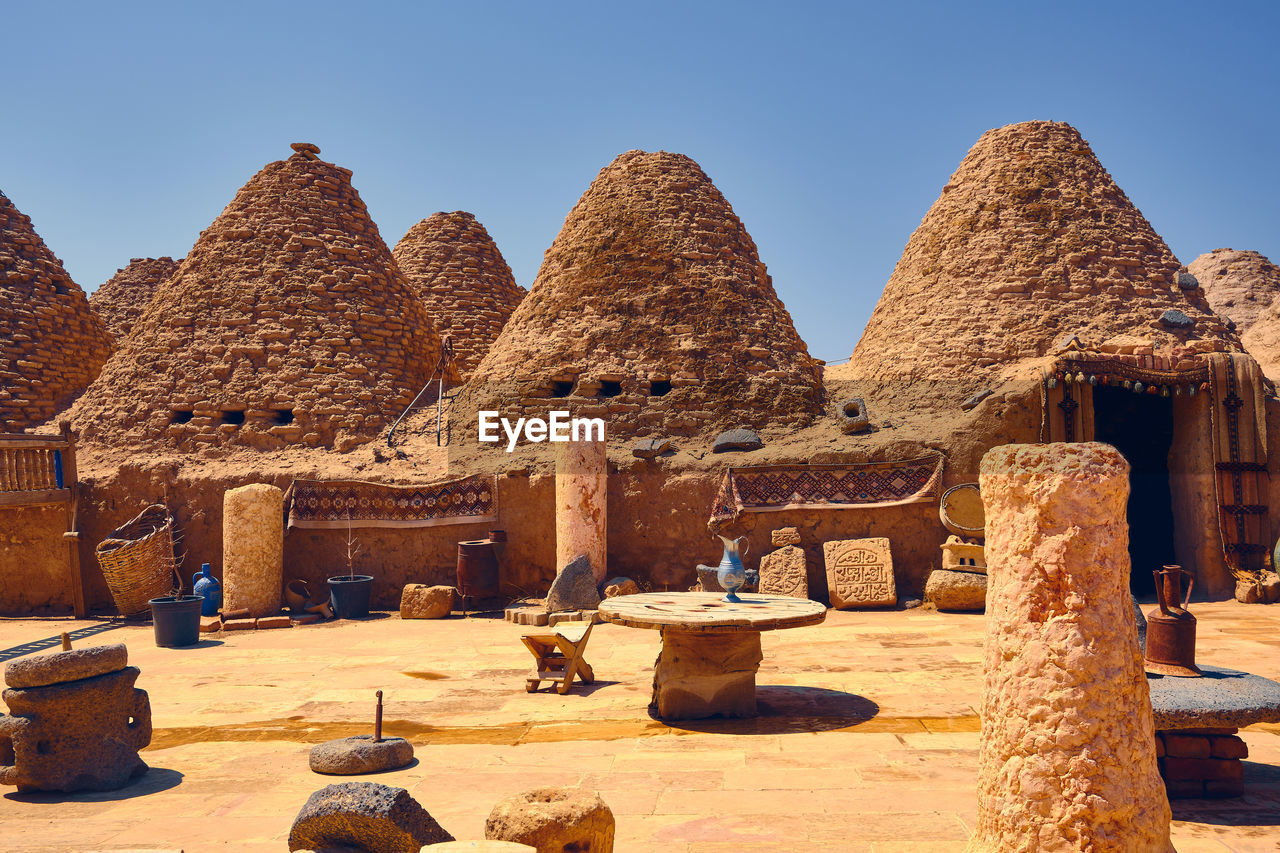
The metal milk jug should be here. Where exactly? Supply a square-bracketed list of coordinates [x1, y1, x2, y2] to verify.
[192, 562, 222, 617]
[1145, 564, 1201, 677]
[716, 535, 749, 603]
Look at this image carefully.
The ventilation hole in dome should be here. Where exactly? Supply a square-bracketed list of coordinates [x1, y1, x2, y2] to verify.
[649, 380, 672, 397]
[220, 410, 246, 426]
[171, 410, 194, 425]
[274, 409, 294, 425]
[550, 381, 574, 398]
[599, 380, 623, 398]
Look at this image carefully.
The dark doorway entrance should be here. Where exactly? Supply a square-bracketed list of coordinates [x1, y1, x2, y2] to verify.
[1092, 387, 1176, 597]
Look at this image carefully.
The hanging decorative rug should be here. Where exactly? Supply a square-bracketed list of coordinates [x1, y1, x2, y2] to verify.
[1207, 353, 1270, 578]
[285, 474, 498, 530]
[708, 453, 945, 530]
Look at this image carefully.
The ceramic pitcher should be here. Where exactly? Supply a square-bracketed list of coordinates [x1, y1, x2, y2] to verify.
[716, 535, 749, 602]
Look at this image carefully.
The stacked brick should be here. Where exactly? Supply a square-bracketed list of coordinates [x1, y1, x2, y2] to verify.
[0, 190, 114, 431]
[834, 121, 1238, 382]
[461, 150, 824, 438]
[392, 212, 525, 380]
[65, 143, 451, 452]
[1155, 728, 1248, 798]
[1190, 248, 1280, 333]
[89, 257, 178, 342]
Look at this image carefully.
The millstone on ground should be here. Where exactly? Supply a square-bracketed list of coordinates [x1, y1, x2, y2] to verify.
[309, 735, 415, 775]
[485, 787, 615, 853]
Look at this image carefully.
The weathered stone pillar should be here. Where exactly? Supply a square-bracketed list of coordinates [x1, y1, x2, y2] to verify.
[222, 483, 284, 617]
[555, 425, 607, 583]
[970, 443, 1171, 853]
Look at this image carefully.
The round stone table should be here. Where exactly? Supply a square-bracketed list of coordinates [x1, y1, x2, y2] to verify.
[1147, 665, 1280, 798]
[598, 592, 827, 720]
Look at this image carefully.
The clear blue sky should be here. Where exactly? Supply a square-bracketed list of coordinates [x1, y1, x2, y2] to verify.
[4, 1, 1277, 363]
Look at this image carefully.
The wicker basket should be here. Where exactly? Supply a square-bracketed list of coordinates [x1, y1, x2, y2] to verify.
[96, 504, 180, 618]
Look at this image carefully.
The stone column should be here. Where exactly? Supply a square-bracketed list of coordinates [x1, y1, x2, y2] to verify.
[969, 443, 1172, 852]
[555, 425, 607, 582]
[222, 483, 284, 617]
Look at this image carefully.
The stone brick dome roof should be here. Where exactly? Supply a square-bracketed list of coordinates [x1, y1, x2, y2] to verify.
[89, 256, 178, 342]
[834, 121, 1238, 382]
[463, 149, 824, 437]
[1190, 248, 1280, 334]
[67, 143, 452, 452]
[392, 211, 525, 380]
[0, 190, 113, 431]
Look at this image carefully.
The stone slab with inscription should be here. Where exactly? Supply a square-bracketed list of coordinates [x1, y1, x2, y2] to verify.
[822, 537, 896, 609]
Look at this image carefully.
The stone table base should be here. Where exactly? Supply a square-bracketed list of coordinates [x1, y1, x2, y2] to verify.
[1156, 728, 1248, 799]
[650, 630, 762, 720]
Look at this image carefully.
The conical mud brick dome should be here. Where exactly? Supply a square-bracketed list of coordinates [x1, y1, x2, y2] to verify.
[464, 150, 824, 437]
[0, 190, 113, 431]
[1190, 248, 1280, 333]
[392, 211, 525, 380]
[1190, 249, 1280, 380]
[90, 256, 178, 341]
[838, 121, 1236, 382]
[68, 143, 450, 452]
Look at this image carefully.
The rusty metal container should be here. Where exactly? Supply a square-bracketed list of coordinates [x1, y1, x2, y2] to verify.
[1145, 565, 1202, 677]
[456, 540, 500, 599]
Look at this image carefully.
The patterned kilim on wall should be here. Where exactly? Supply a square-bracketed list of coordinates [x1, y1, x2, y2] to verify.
[1208, 353, 1270, 579]
[708, 454, 945, 530]
[286, 475, 498, 529]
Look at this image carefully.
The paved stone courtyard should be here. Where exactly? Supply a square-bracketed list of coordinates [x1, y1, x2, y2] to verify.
[2, 601, 1279, 851]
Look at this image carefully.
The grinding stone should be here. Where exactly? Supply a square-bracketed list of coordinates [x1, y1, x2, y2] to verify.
[310, 735, 415, 775]
[4, 643, 128, 689]
[1148, 664, 1280, 730]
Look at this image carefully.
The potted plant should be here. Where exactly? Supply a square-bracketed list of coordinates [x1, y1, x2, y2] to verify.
[328, 515, 373, 619]
[149, 589, 204, 647]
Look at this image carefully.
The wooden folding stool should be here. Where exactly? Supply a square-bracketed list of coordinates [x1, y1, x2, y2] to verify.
[521, 621, 595, 695]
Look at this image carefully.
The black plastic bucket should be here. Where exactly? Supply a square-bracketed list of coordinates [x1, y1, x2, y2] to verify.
[149, 595, 203, 647]
[328, 575, 374, 619]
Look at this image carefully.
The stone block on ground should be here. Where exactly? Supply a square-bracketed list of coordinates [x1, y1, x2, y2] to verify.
[400, 584, 457, 619]
[822, 537, 895, 609]
[695, 565, 724, 592]
[288, 782, 453, 852]
[486, 787, 615, 853]
[601, 577, 640, 598]
[1236, 578, 1263, 604]
[310, 735, 415, 775]
[652, 631, 762, 720]
[711, 428, 762, 453]
[925, 569, 986, 612]
[758, 546, 808, 598]
[0, 665, 151, 792]
[545, 555, 600, 613]
[970, 442, 1171, 852]
[222, 483, 284, 617]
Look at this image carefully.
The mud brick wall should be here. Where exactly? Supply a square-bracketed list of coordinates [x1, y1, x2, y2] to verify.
[461, 150, 825, 439]
[89, 257, 178, 342]
[65, 144, 452, 453]
[838, 121, 1238, 382]
[0, 191, 114, 431]
[1156, 728, 1248, 798]
[393, 212, 525, 380]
